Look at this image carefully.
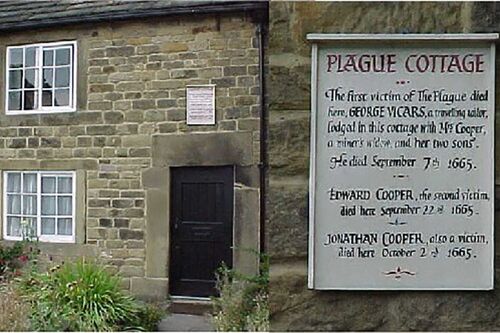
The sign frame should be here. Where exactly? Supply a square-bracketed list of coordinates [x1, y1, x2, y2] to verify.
[186, 84, 216, 126]
[307, 33, 498, 290]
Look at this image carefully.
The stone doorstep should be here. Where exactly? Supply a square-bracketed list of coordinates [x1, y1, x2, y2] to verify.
[169, 297, 213, 315]
[157, 314, 214, 332]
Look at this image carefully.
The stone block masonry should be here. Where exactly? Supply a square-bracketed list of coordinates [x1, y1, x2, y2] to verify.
[0, 12, 262, 299]
[267, 1, 500, 331]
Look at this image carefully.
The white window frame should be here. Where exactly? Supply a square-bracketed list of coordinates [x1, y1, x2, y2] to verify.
[3, 171, 76, 243]
[5, 41, 77, 115]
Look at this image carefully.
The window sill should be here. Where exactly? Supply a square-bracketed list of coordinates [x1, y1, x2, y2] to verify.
[3, 236, 75, 244]
[6, 109, 76, 116]
[0, 240, 98, 258]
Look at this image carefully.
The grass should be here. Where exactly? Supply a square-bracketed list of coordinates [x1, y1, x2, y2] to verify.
[18, 258, 163, 331]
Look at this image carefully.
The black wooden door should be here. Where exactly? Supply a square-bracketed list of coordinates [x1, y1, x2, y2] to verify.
[170, 166, 234, 297]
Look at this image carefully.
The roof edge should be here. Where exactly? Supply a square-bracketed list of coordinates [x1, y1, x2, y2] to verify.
[0, 1, 268, 32]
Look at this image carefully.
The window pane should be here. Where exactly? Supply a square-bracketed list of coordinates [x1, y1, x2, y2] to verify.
[42, 90, 53, 107]
[25, 47, 36, 67]
[7, 216, 21, 237]
[24, 91, 38, 110]
[58, 196, 72, 215]
[23, 173, 37, 193]
[8, 91, 21, 110]
[22, 195, 37, 215]
[42, 177, 56, 193]
[55, 48, 70, 66]
[43, 68, 53, 88]
[57, 177, 72, 193]
[7, 195, 21, 214]
[55, 67, 70, 87]
[43, 50, 53, 66]
[57, 218, 72, 235]
[25, 69, 37, 88]
[41, 218, 55, 235]
[54, 89, 69, 106]
[41, 196, 56, 215]
[7, 173, 21, 192]
[23, 217, 37, 237]
[9, 48, 23, 68]
[9, 70, 22, 89]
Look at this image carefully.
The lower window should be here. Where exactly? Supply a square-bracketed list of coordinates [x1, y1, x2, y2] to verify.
[3, 171, 75, 243]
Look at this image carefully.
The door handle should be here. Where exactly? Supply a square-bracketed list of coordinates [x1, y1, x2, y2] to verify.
[174, 217, 180, 230]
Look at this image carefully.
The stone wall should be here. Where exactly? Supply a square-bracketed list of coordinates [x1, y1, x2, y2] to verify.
[268, 2, 500, 331]
[0, 11, 262, 298]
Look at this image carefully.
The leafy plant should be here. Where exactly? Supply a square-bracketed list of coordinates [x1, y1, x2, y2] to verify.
[211, 253, 269, 331]
[0, 283, 30, 331]
[245, 292, 269, 332]
[19, 259, 141, 331]
[0, 242, 24, 279]
[124, 302, 166, 331]
[0, 241, 37, 282]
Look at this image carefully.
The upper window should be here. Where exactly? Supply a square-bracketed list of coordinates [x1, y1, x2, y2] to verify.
[3, 171, 75, 243]
[5, 41, 77, 114]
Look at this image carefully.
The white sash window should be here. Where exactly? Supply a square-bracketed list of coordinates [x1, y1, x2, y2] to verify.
[6, 41, 77, 114]
[3, 171, 75, 243]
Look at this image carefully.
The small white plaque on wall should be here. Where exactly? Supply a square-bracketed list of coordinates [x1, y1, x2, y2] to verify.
[186, 85, 216, 125]
[307, 34, 498, 290]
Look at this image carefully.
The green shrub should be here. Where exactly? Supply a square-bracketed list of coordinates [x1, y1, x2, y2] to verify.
[19, 259, 141, 331]
[245, 292, 269, 332]
[211, 253, 269, 332]
[0, 283, 30, 331]
[0, 242, 30, 282]
[125, 302, 166, 331]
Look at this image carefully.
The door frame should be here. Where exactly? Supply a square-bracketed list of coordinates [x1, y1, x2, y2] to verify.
[139, 132, 260, 301]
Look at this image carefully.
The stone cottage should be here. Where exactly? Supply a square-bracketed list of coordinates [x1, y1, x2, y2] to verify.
[0, 0, 267, 303]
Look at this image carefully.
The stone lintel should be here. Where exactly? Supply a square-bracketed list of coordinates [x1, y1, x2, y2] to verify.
[152, 132, 254, 167]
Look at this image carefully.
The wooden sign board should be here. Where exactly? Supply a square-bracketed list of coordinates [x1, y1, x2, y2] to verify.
[308, 34, 497, 290]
